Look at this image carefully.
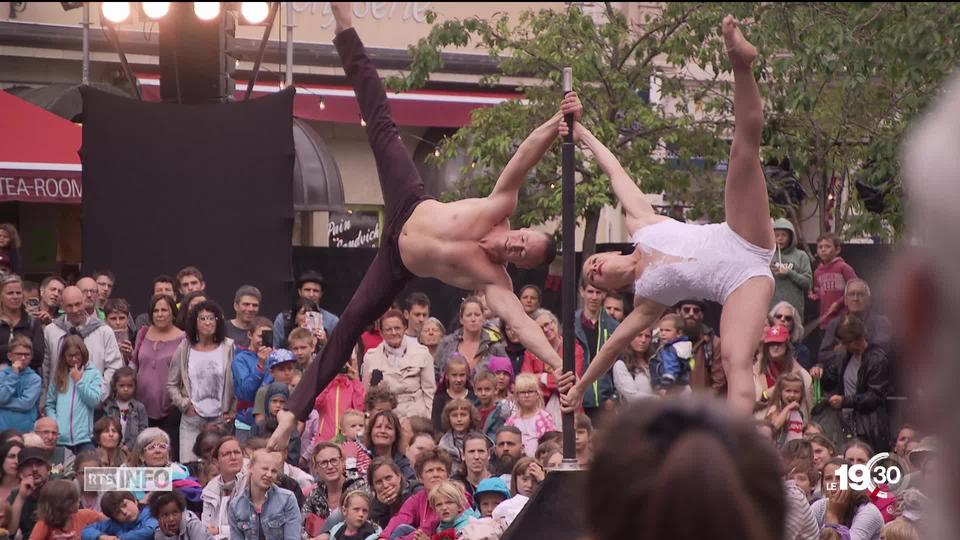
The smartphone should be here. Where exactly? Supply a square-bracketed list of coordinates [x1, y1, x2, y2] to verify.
[25, 297, 40, 316]
[261, 329, 274, 348]
[114, 329, 128, 345]
[305, 311, 322, 332]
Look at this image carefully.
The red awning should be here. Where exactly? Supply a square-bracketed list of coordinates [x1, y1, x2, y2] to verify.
[136, 76, 520, 128]
[0, 90, 82, 204]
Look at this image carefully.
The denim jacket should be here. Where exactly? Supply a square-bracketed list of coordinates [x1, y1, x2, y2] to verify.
[227, 484, 302, 540]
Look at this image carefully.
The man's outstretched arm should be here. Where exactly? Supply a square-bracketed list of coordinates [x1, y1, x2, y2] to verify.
[487, 93, 582, 220]
[484, 282, 562, 371]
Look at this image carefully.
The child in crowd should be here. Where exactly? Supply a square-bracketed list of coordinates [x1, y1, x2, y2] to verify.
[809, 232, 858, 331]
[472, 370, 511, 441]
[320, 490, 380, 540]
[81, 491, 157, 540]
[0, 224, 21, 274]
[46, 335, 102, 453]
[0, 335, 42, 434]
[472, 478, 510, 519]
[786, 459, 819, 503]
[148, 490, 211, 540]
[505, 374, 556, 457]
[364, 386, 398, 417]
[231, 318, 275, 433]
[486, 356, 515, 403]
[100, 367, 147, 452]
[287, 328, 318, 376]
[103, 300, 133, 363]
[311, 351, 365, 445]
[765, 372, 809, 446]
[74, 451, 103, 512]
[252, 350, 297, 424]
[574, 414, 593, 467]
[334, 410, 371, 479]
[534, 442, 562, 469]
[431, 355, 475, 433]
[437, 399, 480, 476]
[429, 480, 479, 538]
[31, 480, 104, 540]
[880, 519, 919, 540]
[251, 383, 299, 465]
[649, 314, 692, 393]
[755, 419, 776, 441]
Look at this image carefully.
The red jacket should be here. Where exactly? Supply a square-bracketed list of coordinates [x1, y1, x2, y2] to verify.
[312, 373, 365, 443]
[520, 337, 584, 400]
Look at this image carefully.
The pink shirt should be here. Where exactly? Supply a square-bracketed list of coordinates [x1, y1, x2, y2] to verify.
[134, 335, 184, 419]
[506, 409, 556, 457]
[813, 256, 857, 328]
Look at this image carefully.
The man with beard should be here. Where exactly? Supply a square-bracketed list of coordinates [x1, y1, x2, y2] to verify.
[675, 300, 726, 395]
[490, 426, 524, 481]
[8, 447, 52, 538]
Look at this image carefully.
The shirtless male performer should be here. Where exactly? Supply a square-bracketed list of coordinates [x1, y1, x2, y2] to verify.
[270, 2, 577, 450]
[561, 16, 775, 415]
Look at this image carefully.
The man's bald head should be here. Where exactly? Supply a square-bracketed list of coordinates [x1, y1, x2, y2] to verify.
[62, 286, 87, 326]
[33, 416, 58, 451]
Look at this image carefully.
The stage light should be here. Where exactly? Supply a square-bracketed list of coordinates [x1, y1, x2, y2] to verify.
[360, 117, 367, 127]
[434, 148, 440, 157]
[142, 2, 169, 19]
[194, 2, 220, 21]
[101, 2, 131, 23]
[319, 98, 326, 110]
[241, 2, 269, 24]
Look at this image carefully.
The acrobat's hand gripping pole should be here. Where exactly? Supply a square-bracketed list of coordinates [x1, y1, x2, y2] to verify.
[561, 67, 577, 462]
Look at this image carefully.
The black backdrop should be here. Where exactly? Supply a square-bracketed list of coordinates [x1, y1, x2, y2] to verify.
[80, 87, 295, 317]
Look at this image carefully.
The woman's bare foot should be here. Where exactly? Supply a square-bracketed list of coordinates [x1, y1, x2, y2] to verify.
[722, 15, 757, 68]
[331, 2, 353, 34]
[267, 409, 297, 452]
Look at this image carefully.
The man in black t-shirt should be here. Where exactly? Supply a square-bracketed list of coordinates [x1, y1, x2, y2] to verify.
[8, 447, 52, 539]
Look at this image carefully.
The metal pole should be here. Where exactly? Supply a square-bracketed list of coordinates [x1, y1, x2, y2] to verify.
[560, 67, 577, 462]
[285, 2, 294, 87]
[81, 2, 90, 85]
[245, 2, 281, 100]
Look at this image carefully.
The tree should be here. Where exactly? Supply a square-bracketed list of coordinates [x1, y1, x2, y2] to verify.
[389, 3, 736, 257]
[742, 2, 960, 241]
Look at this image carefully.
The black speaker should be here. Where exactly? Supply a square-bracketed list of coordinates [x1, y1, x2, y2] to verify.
[158, 2, 235, 104]
[501, 469, 588, 540]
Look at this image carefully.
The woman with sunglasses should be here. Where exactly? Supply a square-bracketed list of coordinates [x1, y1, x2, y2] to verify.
[768, 302, 812, 370]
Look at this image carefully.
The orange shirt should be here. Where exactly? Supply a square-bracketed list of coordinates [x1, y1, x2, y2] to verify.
[29, 509, 105, 540]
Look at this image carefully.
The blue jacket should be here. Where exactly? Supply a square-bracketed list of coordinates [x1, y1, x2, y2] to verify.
[228, 484, 302, 540]
[82, 506, 158, 540]
[650, 336, 692, 389]
[45, 362, 103, 446]
[573, 309, 618, 409]
[232, 349, 273, 426]
[0, 366, 41, 433]
[272, 309, 339, 349]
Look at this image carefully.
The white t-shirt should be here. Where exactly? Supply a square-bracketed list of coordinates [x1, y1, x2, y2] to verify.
[188, 344, 226, 418]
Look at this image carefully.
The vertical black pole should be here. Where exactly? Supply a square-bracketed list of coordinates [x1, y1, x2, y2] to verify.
[561, 67, 577, 462]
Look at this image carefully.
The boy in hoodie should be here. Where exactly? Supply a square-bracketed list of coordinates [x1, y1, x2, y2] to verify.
[809, 233, 858, 330]
[770, 219, 812, 321]
[231, 317, 274, 438]
[649, 314, 692, 394]
[148, 490, 210, 540]
[0, 335, 42, 433]
[82, 491, 158, 540]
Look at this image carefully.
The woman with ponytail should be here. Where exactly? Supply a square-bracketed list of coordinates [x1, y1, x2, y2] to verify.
[586, 396, 786, 540]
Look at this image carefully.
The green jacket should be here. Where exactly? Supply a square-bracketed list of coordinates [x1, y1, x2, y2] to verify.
[771, 218, 812, 320]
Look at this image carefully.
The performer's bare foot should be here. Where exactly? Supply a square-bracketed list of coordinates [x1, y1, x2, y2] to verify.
[722, 15, 757, 68]
[267, 409, 297, 452]
[331, 2, 353, 34]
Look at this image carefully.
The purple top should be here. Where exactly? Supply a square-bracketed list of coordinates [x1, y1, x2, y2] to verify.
[135, 334, 185, 419]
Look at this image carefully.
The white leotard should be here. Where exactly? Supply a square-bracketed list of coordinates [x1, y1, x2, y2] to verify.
[632, 220, 774, 306]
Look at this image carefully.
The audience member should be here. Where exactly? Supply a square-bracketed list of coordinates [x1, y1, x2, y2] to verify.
[490, 427, 523, 478]
[769, 301, 813, 370]
[809, 233, 857, 333]
[517, 286, 541, 317]
[8, 446, 53, 538]
[0, 274, 45, 372]
[771, 219, 813, 322]
[573, 279, 618, 420]
[362, 411, 415, 487]
[45, 335, 102, 454]
[73, 451, 102, 512]
[817, 279, 892, 366]
[361, 310, 434, 421]
[273, 271, 339, 350]
[366, 459, 414, 530]
[92, 417, 126, 467]
[227, 450, 300, 540]
[0, 335, 42, 433]
[81, 490, 158, 540]
[520, 309, 584, 428]
[472, 370, 510, 442]
[31, 479, 103, 540]
[811, 458, 883, 539]
[151, 490, 212, 540]
[434, 297, 507, 379]
[431, 355, 474, 433]
[505, 374, 556, 457]
[674, 299, 726, 395]
[100, 367, 147, 452]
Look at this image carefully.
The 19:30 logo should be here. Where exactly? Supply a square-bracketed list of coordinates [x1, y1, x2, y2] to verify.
[836, 452, 905, 498]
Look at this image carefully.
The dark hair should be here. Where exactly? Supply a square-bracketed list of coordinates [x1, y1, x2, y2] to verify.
[8, 334, 33, 355]
[404, 292, 431, 311]
[148, 489, 185, 518]
[93, 270, 116, 283]
[785, 458, 819, 487]
[463, 432, 490, 452]
[806, 434, 837, 457]
[367, 458, 404, 490]
[380, 309, 406, 328]
[540, 232, 557, 266]
[781, 439, 813, 464]
[495, 426, 522, 440]
[816, 233, 841, 248]
[101, 490, 137, 520]
[36, 480, 79, 529]
[176, 266, 204, 285]
[458, 297, 483, 319]
[518, 284, 542, 301]
[74, 450, 101, 469]
[275, 473, 305, 508]
[109, 366, 136, 400]
[537, 431, 562, 447]
[185, 300, 226, 344]
[94, 416, 122, 446]
[40, 275, 65, 291]
[365, 410, 403, 458]
[835, 315, 867, 344]
[193, 423, 229, 462]
[151, 275, 176, 292]
[285, 297, 319, 340]
[212, 436, 240, 460]
[510, 456, 539, 495]
[147, 294, 179, 327]
[0, 441, 23, 482]
[54, 335, 88, 393]
[364, 386, 398, 412]
[175, 291, 207, 329]
[587, 397, 785, 540]
[842, 439, 875, 459]
[822, 458, 871, 526]
[103, 298, 130, 317]
[534, 441, 561, 464]
[441, 399, 479, 433]
[413, 447, 453, 477]
[233, 285, 261, 304]
[576, 413, 593, 434]
[23, 280, 39, 295]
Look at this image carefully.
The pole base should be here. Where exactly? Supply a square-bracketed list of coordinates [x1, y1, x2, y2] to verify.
[501, 468, 588, 540]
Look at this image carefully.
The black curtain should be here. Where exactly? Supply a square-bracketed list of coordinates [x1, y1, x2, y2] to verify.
[80, 87, 295, 317]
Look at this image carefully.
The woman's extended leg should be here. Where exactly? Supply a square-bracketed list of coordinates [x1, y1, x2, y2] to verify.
[720, 276, 773, 414]
[721, 16, 774, 250]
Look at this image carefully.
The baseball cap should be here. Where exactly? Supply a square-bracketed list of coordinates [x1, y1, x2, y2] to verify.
[267, 349, 297, 370]
[474, 477, 511, 501]
[17, 447, 50, 469]
[763, 325, 790, 344]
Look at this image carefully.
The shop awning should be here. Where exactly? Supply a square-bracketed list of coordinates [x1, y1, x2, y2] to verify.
[0, 90, 82, 204]
[137, 76, 520, 128]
